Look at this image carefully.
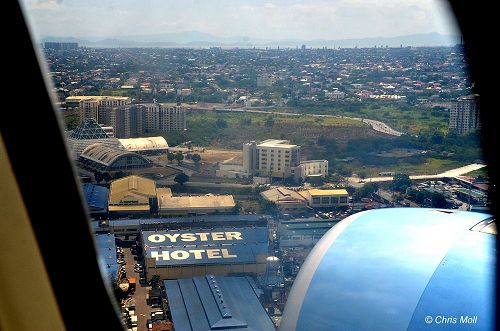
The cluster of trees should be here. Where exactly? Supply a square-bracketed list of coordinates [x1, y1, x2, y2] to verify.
[316, 128, 482, 176]
[93, 171, 129, 183]
[167, 151, 202, 166]
[352, 182, 378, 201]
[406, 188, 449, 208]
[167, 151, 184, 164]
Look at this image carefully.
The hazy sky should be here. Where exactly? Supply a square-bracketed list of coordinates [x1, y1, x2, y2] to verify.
[21, 0, 460, 40]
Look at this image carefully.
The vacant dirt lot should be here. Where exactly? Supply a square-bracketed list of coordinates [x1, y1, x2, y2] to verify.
[199, 149, 243, 164]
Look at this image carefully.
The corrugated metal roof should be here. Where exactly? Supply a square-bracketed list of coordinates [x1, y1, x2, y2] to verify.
[118, 136, 168, 151]
[306, 188, 349, 196]
[109, 175, 157, 206]
[146, 244, 267, 266]
[81, 143, 145, 166]
[95, 234, 119, 282]
[159, 194, 235, 210]
[164, 275, 275, 331]
[144, 226, 269, 266]
[83, 184, 108, 213]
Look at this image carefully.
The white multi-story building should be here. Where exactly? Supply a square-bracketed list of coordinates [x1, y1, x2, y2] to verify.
[243, 139, 301, 178]
[242, 140, 329, 180]
[294, 160, 329, 180]
[449, 96, 481, 135]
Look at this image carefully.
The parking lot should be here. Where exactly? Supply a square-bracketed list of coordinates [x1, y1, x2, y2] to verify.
[122, 243, 153, 331]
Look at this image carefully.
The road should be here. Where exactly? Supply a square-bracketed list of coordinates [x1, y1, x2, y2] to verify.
[217, 108, 403, 136]
[348, 163, 487, 187]
[123, 246, 152, 331]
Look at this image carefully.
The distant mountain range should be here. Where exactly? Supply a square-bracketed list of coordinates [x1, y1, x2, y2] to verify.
[41, 31, 461, 48]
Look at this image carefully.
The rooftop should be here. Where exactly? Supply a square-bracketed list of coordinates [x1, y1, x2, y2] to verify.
[306, 189, 349, 197]
[118, 136, 168, 152]
[164, 275, 275, 331]
[81, 144, 150, 167]
[82, 183, 108, 213]
[71, 118, 114, 140]
[158, 190, 235, 211]
[260, 187, 307, 203]
[109, 176, 157, 209]
[257, 139, 298, 149]
[66, 95, 131, 101]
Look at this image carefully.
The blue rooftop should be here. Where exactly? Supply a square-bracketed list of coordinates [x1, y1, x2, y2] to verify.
[164, 275, 276, 331]
[83, 184, 108, 214]
[143, 227, 269, 266]
[95, 234, 119, 283]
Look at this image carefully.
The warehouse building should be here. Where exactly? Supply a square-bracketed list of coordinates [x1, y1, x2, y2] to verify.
[157, 188, 235, 216]
[261, 187, 349, 212]
[82, 183, 108, 218]
[91, 215, 268, 235]
[163, 275, 275, 331]
[106, 176, 235, 218]
[95, 233, 120, 283]
[142, 227, 269, 280]
[79, 143, 152, 173]
[278, 218, 339, 248]
[108, 175, 158, 217]
[260, 187, 310, 215]
[300, 189, 349, 208]
[118, 136, 168, 155]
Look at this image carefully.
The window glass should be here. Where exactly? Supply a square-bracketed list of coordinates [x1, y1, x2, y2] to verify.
[20, 0, 489, 329]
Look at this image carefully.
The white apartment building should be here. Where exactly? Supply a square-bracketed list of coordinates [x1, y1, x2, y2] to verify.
[449, 95, 480, 135]
[294, 160, 329, 180]
[243, 139, 301, 178]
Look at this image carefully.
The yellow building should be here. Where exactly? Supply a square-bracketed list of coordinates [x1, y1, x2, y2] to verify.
[300, 189, 349, 208]
[260, 187, 309, 214]
[158, 188, 235, 216]
[108, 175, 157, 215]
[107, 176, 235, 217]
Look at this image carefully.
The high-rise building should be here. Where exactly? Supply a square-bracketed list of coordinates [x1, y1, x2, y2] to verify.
[64, 96, 132, 121]
[44, 42, 78, 50]
[242, 140, 329, 180]
[67, 97, 185, 139]
[449, 95, 481, 134]
[242, 141, 258, 174]
[111, 105, 144, 138]
[139, 103, 186, 132]
[243, 139, 301, 178]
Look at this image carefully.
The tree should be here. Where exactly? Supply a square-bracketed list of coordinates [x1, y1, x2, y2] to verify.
[175, 151, 184, 165]
[215, 118, 228, 128]
[392, 173, 412, 193]
[431, 192, 448, 208]
[240, 117, 252, 126]
[174, 173, 189, 185]
[358, 170, 368, 182]
[150, 275, 161, 289]
[191, 153, 201, 164]
[265, 115, 274, 127]
[167, 152, 175, 164]
[353, 182, 378, 201]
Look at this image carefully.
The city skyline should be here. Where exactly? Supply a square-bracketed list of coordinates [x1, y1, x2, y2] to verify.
[22, 0, 460, 42]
